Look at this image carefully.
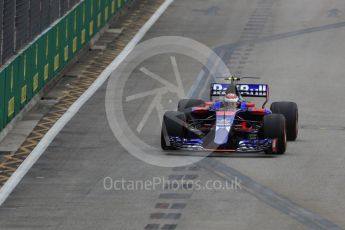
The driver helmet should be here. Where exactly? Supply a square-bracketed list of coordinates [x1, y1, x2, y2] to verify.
[224, 93, 239, 109]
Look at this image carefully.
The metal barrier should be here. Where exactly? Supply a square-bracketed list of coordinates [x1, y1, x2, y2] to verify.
[0, 0, 130, 131]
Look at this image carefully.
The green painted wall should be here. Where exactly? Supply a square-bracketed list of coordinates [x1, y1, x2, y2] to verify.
[0, 0, 130, 131]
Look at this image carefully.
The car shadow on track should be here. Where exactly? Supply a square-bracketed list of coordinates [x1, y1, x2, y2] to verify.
[166, 151, 279, 158]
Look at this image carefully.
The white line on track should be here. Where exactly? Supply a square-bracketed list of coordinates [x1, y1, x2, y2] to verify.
[0, 0, 175, 206]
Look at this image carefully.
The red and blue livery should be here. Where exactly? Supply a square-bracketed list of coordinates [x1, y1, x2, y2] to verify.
[161, 77, 298, 154]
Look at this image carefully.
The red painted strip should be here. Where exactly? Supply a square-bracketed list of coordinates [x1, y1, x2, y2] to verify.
[216, 111, 235, 116]
[272, 138, 278, 153]
[193, 107, 208, 111]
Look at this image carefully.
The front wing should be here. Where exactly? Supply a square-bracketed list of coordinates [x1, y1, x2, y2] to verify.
[167, 137, 273, 153]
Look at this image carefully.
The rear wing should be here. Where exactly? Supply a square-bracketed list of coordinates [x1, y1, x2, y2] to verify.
[210, 83, 269, 107]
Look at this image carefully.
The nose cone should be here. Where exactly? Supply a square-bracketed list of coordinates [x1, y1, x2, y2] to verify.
[214, 127, 229, 145]
[214, 111, 236, 146]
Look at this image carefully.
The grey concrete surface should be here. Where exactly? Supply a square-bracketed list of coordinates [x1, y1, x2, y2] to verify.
[1, 0, 345, 229]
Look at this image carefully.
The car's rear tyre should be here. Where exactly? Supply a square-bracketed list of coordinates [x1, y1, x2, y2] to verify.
[161, 111, 186, 150]
[178, 99, 205, 112]
[270, 101, 298, 141]
[263, 114, 287, 154]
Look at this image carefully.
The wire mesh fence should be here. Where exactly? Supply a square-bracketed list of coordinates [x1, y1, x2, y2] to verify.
[0, 0, 83, 64]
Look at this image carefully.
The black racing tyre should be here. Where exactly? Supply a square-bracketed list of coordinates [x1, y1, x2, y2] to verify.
[178, 99, 205, 112]
[270, 101, 298, 141]
[161, 111, 186, 150]
[263, 114, 287, 154]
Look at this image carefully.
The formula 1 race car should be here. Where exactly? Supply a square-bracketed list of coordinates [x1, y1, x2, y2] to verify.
[161, 77, 298, 154]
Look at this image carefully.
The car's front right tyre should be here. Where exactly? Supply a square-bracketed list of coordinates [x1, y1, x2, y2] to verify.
[161, 111, 186, 150]
[263, 114, 287, 154]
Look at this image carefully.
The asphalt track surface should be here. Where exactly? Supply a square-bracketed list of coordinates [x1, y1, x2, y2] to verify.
[1, 0, 345, 229]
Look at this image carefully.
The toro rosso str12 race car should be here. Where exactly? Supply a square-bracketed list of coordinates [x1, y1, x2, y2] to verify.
[161, 77, 298, 154]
